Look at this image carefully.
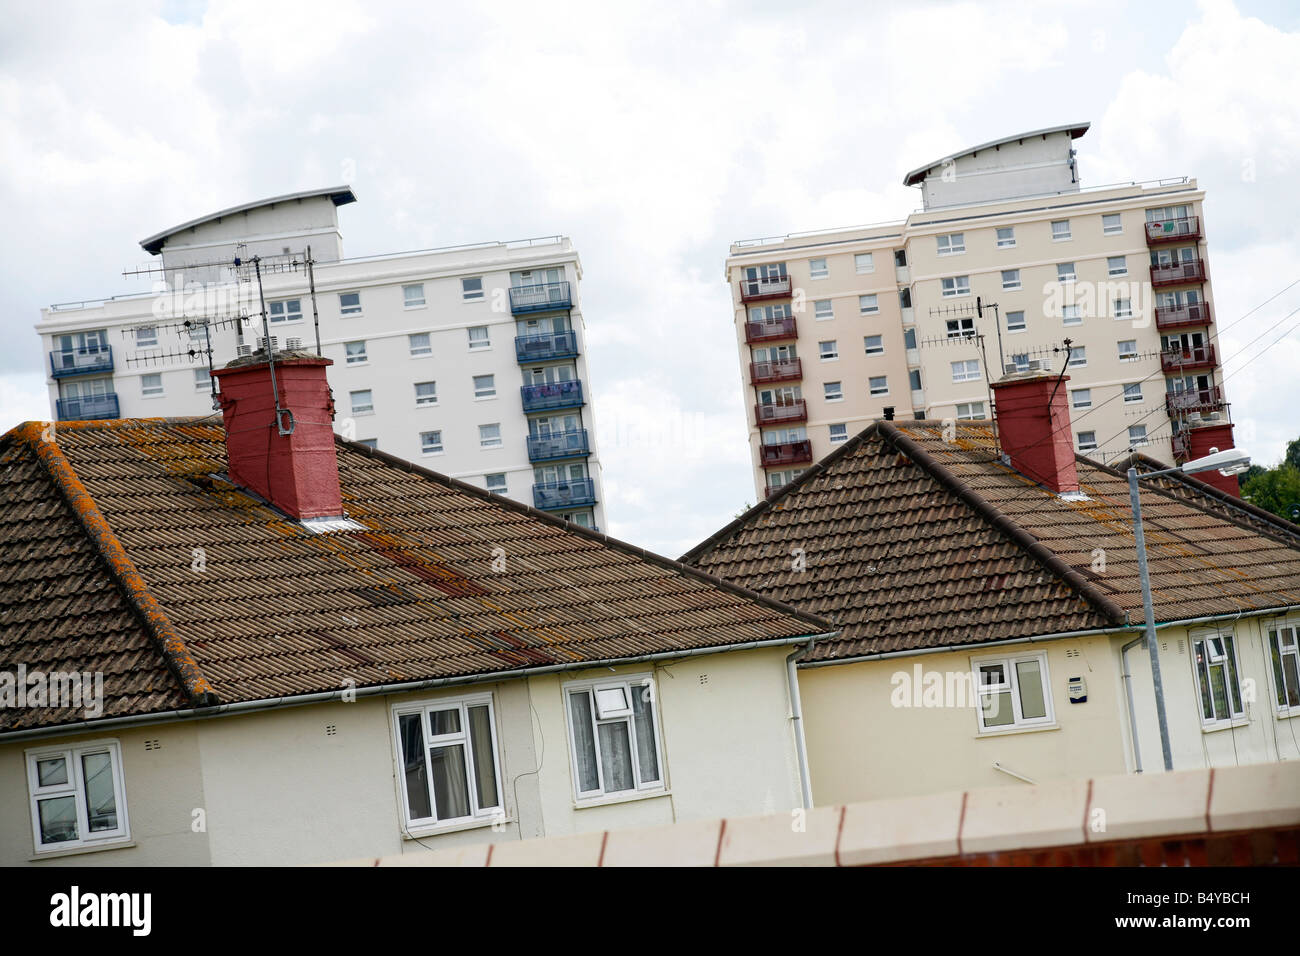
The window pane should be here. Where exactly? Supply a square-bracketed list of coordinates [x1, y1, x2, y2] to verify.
[80, 752, 118, 833]
[399, 714, 432, 821]
[981, 691, 1014, 727]
[1195, 644, 1214, 720]
[429, 745, 471, 820]
[598, 721, 635, 793]
[38, 795, 78, 844]
[1015, 660, 1046, 719]
[569, 692, 600, 793]
[429, 708, 461, 736]
[1283, 653, 1300, 708]
[1224, 637, 1242, 713]
[37, 757, 68, 788]
[1209, 664, 1229, 720]
[979, 663, 1006, 687]
[631, 687, 660, 783]
[468, 705, 499, 810]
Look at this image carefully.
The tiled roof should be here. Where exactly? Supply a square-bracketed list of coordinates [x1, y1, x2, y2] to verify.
[682, 421, 1300, 663]
[1, 419, 830, 732]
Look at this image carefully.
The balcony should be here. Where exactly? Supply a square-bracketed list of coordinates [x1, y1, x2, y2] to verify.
[509, 281, 572, 315]
[1171, 433, 1191, 463]
[744, 316, 798, 345]
[1149, 259, 1206, 288]
[759, 440, 813, 468]
[1145, 217, 1201, 244]
[515, 330, 578, 363]
[754, 400, 808, 425]
[521, 380, 584, 412]
[1161, 344, 1218, 373]
[1166, 387, 1225, 416]
[50, 345, 113, 378]
[750, 358, 802, 385]
[533, 478, 597, 511]
[1155, 301, 1212, 332]
[527, 429, 590, 462]
[56, 392, 120, 421]
[739, 275, 792, 303]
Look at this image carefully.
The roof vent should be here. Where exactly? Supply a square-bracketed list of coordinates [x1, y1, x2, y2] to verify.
[236, 344, 253, 358]
[258, 336, 278, 352]
[285, 337, 303, 350]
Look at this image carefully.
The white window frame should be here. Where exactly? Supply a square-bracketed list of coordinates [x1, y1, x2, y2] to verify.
[194, 368, 211, 392]
[408, 333, 432, 358]
[809, 258, 829, 279]
[868, 375, 888, 396]
[956, 402, 985, 421]
[1122, 383, 1143, 404]
[951, 359, 981, 383]
[1118, 340, 1139, 362]
[1071, 388, 1091, 409]
[485, 473, 507, 494]
[26, 739, 130, 854]
[268, 298, 303, 324]
[936, 233, 965, 256]
[1128, 425, 1148, 448]
[1067, 346, 1087, 368]
[941, 276, 970, 297]
[863, 334, 884, 355]
[854, 252, 875, 274]
[473, 374, 497, 399]
[1191, 631, 1246, 727]
[350, 389, 374, 415]
[135, 326, 158, 348]
[858, 294, 879, 315]
[1001, 269, 1021, 291]
[1114, 298, 1133, 319]
[1062, 304, 1082, 326]
[467, 326, 490, 350]
[391, 694, 504, 833]
[971, 651, 1054, 733]
[461, 277, 485, 301]
[1051, 219, 1072, 241]
[339, 291, 362, 316]
[420, 430, 444, 455]
[563, 675, 665, 801]
[1006, 311, 1026, 333]
[403, 284, 426, 309]
[1107, 256, 1128, 277]
[479, 423, 502, 448]
[1057, 262, 1077, 282]
[1077, 431, 1098, 451]
[414, 381, 438, 407]
[1267, 624, 1300, 716]
[996, 227, 1016, 249]
[829, 423, 848, 443]
[814, 299, 834, 321]
[818, 340, 838, 362]
[141, 373, 163, 398]
[1102, 213, 1123, 236]
[345, 340, 368, 365]
[824, 381, 843, 402]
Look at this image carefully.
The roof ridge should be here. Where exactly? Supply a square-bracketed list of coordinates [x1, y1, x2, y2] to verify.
[15, 422, 220, 707]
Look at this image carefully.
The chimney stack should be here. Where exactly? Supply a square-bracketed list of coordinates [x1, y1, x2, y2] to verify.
[211, 348, 344, 519]
[989, 371, 1080, 495]
[1183, 422, 1242, 497]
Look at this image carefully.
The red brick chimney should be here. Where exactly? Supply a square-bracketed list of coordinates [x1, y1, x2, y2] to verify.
[1183, 422, 1241, 497]
[211, 349, 344, 519]
[990, 371, 1080, 494]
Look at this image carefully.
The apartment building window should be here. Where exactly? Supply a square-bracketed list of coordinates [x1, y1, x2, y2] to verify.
[951, 360, 981, 383]
[1118, 340, 1139, 362]
[864, 335, 884, 355]
[814, 299, 834, 321]
[1107, 256, 1128, 277]
[909, 369, 923, 391]
[1009, 354, 1029, 373]
[818, 340, 838, 361]
[565, 676, 664, 799]
[1267, 625, 1300, 712]
[357, 439, 378, 450]
[1006, 311, 1026, 333]
[809, 258, 829, 279]
[829, 424, 848, 444]
[485, 474, 507, 494]
[194, 368, 211, 392]
[869, 376, 888, 396]
[467, 327, 490, 350]
[1123, 383, 1143, 404]
[972, 651, 1053, 731]
[824, 382, 843, 402]
[350, 390, 374, 415]
[1114, 298, 1133, 320]
[854, 252, 875, 274]
[899, 288, 912, 309]
[1128, 425, 1148, 448]
[345, 341, 368, 365]
[393, 695, 503, 830]
[420, 430, 444, 455]
[996, 227, 1016, 248]
[409, 333, 432, 357]
[268, 298, 303, 323]
[859, 294, 879, 315]
[403, 284, 426, 309]
[903, 328, 917, 350]
[1077, 431, 1098, 451]
[1051, 220, 1072, 241]
[1071, 388, 1091, 409]
[1063, 305, 1082, 327]
[895, 250, 907, 268]
[1192, 633, 1245, 725]
[1067, 346, 1087, 368]
[473, 374, 496, 399]
[141, 373, 163, 398]
[479, 424, 502, 448]
[1001, 269, 1021, 291]
[936, 233, 965, 256]
[339, 292, 362, 315]
[956, 402, 985, 420]
[946, 317, 975, 339]
[1103, 213, 1123, 235]
[1057, 262, 1076, 282]
[462, 277, 484, 301]
[26, 740, 129, 852]
[941, 276, 970, 297]
[135, 326, 158, 348]
[415, 382, 438, 406]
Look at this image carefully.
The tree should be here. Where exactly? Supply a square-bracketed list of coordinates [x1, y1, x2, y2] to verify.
[1241, 464, 1300, 522]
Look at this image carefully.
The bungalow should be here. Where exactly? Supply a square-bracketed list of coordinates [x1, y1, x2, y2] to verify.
[0, 346, 832, 865]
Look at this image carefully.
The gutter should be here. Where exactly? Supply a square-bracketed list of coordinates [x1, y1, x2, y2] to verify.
[1120, 634, 1146, 774]
[0, 633, 839, 745]
[786, 636, 817, 809]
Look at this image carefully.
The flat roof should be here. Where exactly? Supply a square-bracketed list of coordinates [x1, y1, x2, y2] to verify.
[139, 186, 358, 255]
[902, 123, 1090, 187]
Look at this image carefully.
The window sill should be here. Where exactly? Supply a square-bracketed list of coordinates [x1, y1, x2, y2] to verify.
[404, 305, 428, 311]
[861, 310, 880, 316]
[975, 721, 1059, 739]
[1275, 709, 1300, 721]
[421, 451, 445, 457]
[574, 788, 670, 811]
[1201, 717, 1251, 734]
[351, 411, 375, 417]
[346, 362, 370, 368]
[31, 839, 134, 862]
[402, 816, 509, 840]
[415, 403, 439, 409]
[474, 395, 498, 401]
[468, 346, 493, 353]
[141, 394, 166, 400]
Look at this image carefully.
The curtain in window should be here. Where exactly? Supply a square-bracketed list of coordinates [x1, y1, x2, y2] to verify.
[399, 714, 431, 821]
[81, 752, 118, 832]
[569, 692, 600, 793]
[598, 722, 635, 793]
[631, 688, 660, 783]
[429, 745, 470, 820]
[468, 705, 499, 810]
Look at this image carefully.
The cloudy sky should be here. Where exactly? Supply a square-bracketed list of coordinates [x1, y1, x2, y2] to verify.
[3, 0, 1298, 556]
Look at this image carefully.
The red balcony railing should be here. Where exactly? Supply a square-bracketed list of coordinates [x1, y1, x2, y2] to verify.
[739, 274, 792, 303]
[759, 439, 813, 468]
[1150, 259, 1206, 287]
[1155, 301, 1212, 332]
[750, 358, 802, 384]
[744, 316, 798, 344]
[755, 400, 808, 425]
[1146, 217, 1201, 244]
[1161, 344, 1217, 373]
[1166, 387, 1225, 416]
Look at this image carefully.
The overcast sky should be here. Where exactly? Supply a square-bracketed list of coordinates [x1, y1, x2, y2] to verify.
[3, 0, 1298, 556]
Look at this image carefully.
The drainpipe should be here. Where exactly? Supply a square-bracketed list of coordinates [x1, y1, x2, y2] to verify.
[787, 637, 816, 809]
[1120, 635, 1145, 774]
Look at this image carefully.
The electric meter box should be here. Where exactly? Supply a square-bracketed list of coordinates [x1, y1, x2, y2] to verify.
[1068, 676, 1087, 703]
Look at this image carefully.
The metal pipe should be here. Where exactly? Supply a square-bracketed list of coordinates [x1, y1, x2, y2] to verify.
[786, 637, 816, 809]
[1129, 465, 1174, 771]
[1120, 634, 1145, 774]
[992, 762, 1037, 785]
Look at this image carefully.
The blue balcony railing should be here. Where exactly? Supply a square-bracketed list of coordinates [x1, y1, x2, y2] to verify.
[509, 281, 572, 315]
[50, 346, 114, 378]
[527, 429, 590, 462]
[533, 478, 597, 511]
[521, 379, 584, 412]
[515, 330, 579, 363]
[56, 392, 120, 421]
